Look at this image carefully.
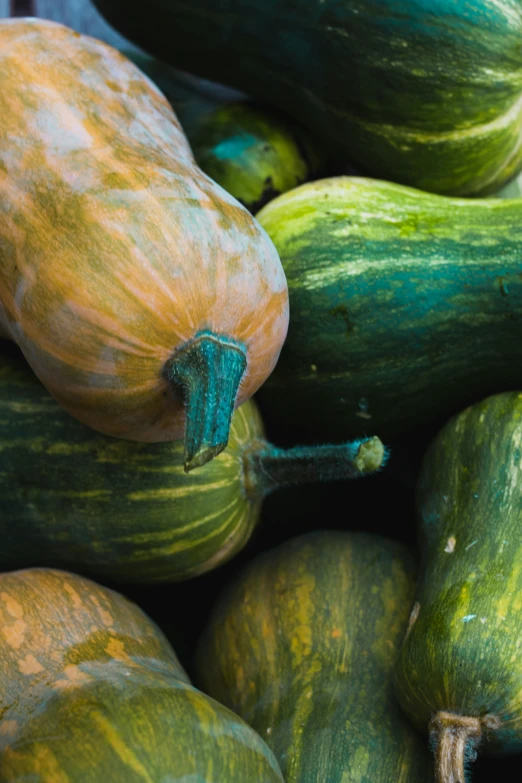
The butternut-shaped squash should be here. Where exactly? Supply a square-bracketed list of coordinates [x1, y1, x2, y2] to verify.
[0, 568, 284, 781]
[0, 18, 289, 470]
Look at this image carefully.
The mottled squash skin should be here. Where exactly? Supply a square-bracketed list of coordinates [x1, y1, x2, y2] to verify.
[93, 0, 522, 196]
[196, 531, 433, 783]
[394, 393, 522, 782]
[0, 348, 384, 583]
[125, 51, 326, 213]
[256, 176, 522, 444]
[0, 19, 288, 460]
[0, 568, 284, 782]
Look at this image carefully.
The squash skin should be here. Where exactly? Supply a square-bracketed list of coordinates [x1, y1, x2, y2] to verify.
[394, 393, 522, 769]
[0, 349, 384, 583]
[195, 531, 434, 783]
[255, 176, 522, 444]
[93, 0, 522, 196]
[0, 19, 288, 448]
[125, 51, 326, 213]
[0, 568, 284, 782]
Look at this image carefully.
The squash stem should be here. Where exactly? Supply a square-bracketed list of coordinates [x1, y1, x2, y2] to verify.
[243, 435, 388, 498]
[165, 331, 247, 472]
[430, 712, 482, 783]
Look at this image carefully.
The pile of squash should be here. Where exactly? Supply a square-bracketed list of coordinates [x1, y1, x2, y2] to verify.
[0, 4, 521, 781]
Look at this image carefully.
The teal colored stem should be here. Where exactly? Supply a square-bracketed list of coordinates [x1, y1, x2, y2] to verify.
[244, 436, 388, 498]
[165, 331, 247, 472]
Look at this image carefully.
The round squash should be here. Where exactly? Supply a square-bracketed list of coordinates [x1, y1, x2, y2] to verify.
[0, 348, 385, 583]
[0, 18, 289, 470]
[124, 51, 326, 213]
[0, 567, 284, 782]
[195, 531, 434, 782]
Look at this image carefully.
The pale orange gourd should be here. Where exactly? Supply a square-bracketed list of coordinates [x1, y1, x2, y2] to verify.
[0, 19, 289, 469]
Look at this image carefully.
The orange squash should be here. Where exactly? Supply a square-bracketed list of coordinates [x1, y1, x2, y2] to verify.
[0, 18, 289, 470]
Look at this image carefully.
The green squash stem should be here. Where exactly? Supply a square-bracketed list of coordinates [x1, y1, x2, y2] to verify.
[243, 435, 387, 498]
[430, 712, 501, 783]
[165, 331, 247, 472]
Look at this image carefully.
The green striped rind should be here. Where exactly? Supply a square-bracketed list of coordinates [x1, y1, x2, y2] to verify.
[394, 393, 522, 755]
[0, 350, 262, 583]
[255, 176, 522, 443]
[0, 569, 284, 782]
[94, 0, 522, 195]
[124, 51, 325, 212]
[195, 531, 434, 782]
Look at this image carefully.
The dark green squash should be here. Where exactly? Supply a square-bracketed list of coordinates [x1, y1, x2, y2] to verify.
[254, 176, 522, 444]
[195, 530, 434, 782]
[394, 392, 522, 783]
[93, 0, 522, 196]
[0, 567, 284, 782]
[0, 349, 385, 583]
[124, 51, 326, 212]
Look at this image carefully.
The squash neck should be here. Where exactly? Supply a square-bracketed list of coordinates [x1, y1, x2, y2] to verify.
[430, 711, 500, 783]
[242, 436, 387, 500]
[165, 331, 247, 472]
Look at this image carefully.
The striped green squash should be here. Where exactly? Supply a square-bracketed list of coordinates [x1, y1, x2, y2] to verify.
[0, 567, 284, 782]
[256, 176, 522, 444]
[93, 0, 522, 195]
[394, 392, 522, 783]
[195, 531, 433, 782]
[0, 348, 385, 583]
[124, 51, 326, 213]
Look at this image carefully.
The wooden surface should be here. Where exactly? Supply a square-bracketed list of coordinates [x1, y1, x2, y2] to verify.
[3, 0, 141, 51]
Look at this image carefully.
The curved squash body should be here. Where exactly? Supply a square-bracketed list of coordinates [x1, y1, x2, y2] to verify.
[0, 568, 284, 782]
[256, 177, 522, 443]
[125, 51, 325, 212]
[196, 531, 433, 782]
[0, 349, 262, 582]
[0, 349, 384, 582]
[93, 0, 522, 195]
[0, 19, 288, 458]
[394, 393, 522, 778]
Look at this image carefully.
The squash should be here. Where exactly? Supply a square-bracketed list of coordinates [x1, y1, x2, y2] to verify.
[0, 347, 385, 583]
[0, 567, 284, 782]
[254, 176, 522, 445]
[124, 51, 326, 213]
[92, 0, 522, 196]
[195, 530, 434, 782]
[394, 392, 522, 783]
[0, 18, 289, 471]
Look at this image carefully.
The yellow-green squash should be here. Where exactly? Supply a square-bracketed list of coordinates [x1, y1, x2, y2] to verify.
[195, 531, 434, 782]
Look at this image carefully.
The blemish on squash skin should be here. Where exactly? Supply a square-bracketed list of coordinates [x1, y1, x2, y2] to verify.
[444, 536, 456, 553]
[18, 654, 44, 675]
[0, 593, 24, 619]
[0, 720, 18, 737]
[3, 619, 27, 650]
[406, 602, 420, 638]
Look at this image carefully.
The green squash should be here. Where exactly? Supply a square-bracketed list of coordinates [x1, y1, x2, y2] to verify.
[0, 567, 284, 782]
[124, 50, 325, 212]
[0, 348, 385, 583]
[394, 392, 522, 783]
[195, 530, 434, 782]
[255, 176, 522, 444]
[93, 0, 522, 196]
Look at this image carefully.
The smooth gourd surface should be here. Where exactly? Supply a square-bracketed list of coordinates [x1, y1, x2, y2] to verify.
[93, 0, 522, 195]
[256, 176, 522, 443]
[0, 18, 288, 443]
[394, 392, 522, 756]
[0, 348, 262, 583]
[0, 568, 284, 782]
[196, 531, 433, 782]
